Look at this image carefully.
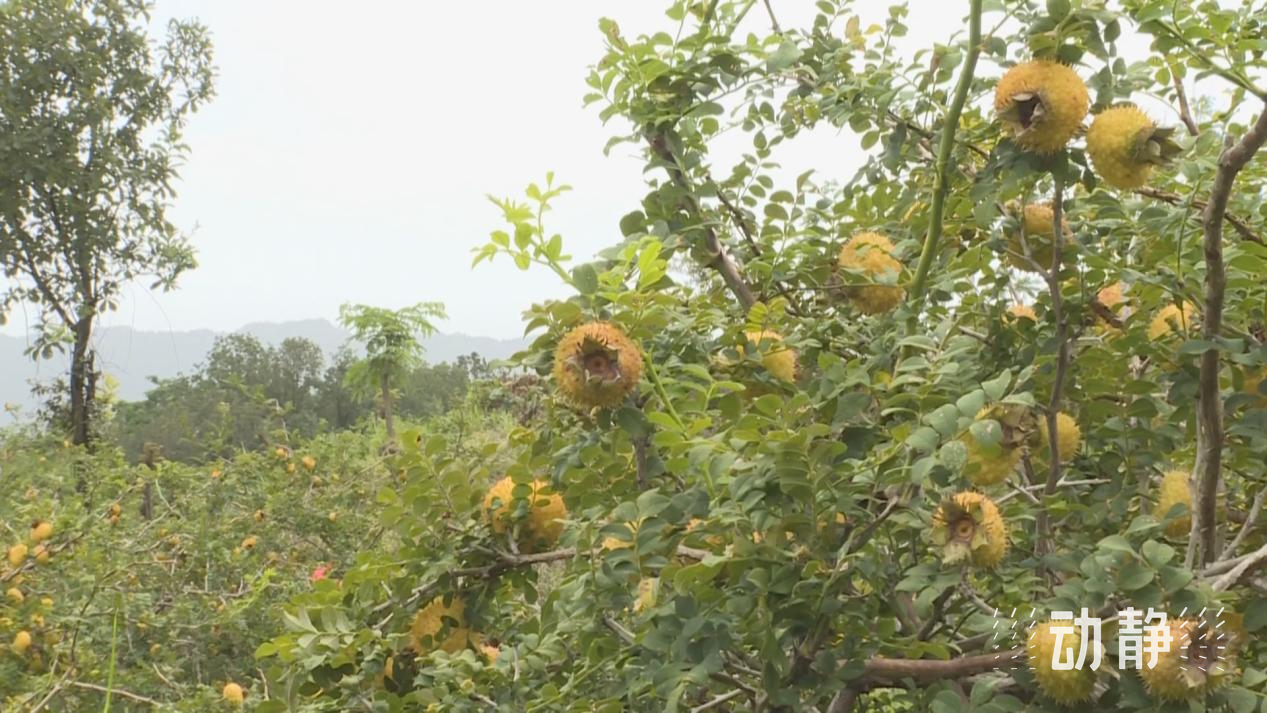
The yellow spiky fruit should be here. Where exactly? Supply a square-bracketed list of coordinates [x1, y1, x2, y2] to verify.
[742, 330, 797, 383]
[1036, 412, 1081, 461]
[961, 406, 1029, 486]
[1004, 203, 1069, 272]
[1148, 302, 1196, 339]
[29, 521, 52, 544]
[553, 322, 643, 409]
[1087, 104, 1181, 190]
[1155, 470, 1192, 538]
[1138, 618, 1238, 700]
[1027, 621, 1097, 704]
[240, 536, 258, 550]
[7, 543, 28, 568]
[410, 597, 471, 654]
[931, 491, 1008, 568]
[1006, 304, 1037, 323]
[6, 588, 23, 604]
[995, 60, 1089, 153]
[222, 682, 245, 706]
[12, 631, 32, 655]
[483, 477, 567, 553]
[837, 232, 905, 314]
[1097, 282, 1125, 311]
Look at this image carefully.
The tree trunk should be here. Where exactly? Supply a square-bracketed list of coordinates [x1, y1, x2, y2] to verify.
[68, 315, 96, 446]
[380, 373, 395, 443]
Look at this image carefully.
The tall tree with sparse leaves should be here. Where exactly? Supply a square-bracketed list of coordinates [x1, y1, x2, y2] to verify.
[0, 0, 215, 445]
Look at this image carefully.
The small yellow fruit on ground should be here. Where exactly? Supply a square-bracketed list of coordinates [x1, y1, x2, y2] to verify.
[1138, 618, 1238, 700]
[241, 536, 258, 550]
[109, 503, 122, 517]
[931, 492, 1008, 568]
[1004, 203, 1069, 271]
[742, 330, 797, 383]
[483, 477, 567, 553]
[253, 510, 265, 523]
[995, 60, 1089, 153]
[5, 588, 23, 604]
[1087, 104, 1180, 189]
[210, 469, 222, 479]
[410, 597, 470, 654]
[301, 455, 317, 471]
[8, 543, 28, 567]
[12, 630, 32, 655]
[1027, 620, 1097, 704]
[1148, 302, 1196, 339]
[29, 521, 53, 543]
[222, 682, 245, 705]
[1155, 470, 1192, 538]
[553, 322, 643, 410]
[837, 232, 905, 314]
[328, 511, 338, 523]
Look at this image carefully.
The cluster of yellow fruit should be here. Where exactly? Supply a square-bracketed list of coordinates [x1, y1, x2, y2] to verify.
[1027, 614, 1242, 704]
[995, 60, 1180, 188]
[5, 520, 55, 659]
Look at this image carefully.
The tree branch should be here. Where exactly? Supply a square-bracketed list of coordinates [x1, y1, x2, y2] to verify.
[1196, 105, 1267, 565]
[1037, 171, 1071, 556]
[646, 130, 757, 311]
[906, 0, 983, 315]
[1167, 60, 1200, 137]
[1134, 187, 1263, 245]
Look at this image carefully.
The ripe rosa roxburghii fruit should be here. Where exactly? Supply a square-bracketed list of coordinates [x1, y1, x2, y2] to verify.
[931, 491, 1008, 568]
[12, 630, 32, 655]
[410, 597, 471, 654]
[995, 60, 1089, 153]
[961, 406, 1030, 486]
[837, 232, 905, 314]
[1004, 203, 1069, 271]
[1036, 412, 1081, 461]
[8, 543, 28, 567]
[1138, 618, 1239, 700]
[29, 521, 52, 543]
[1006, 304, 1037, 323]
[1148, 302, 1196, 339]
[1087, 104, 1180, 189]
[483, 477, 567, 553]
[222, 682, 245, 705]
[1028, 621, 1097, 704]
[553, 322, 643, 409]
[742, 330, 797, 383]
[1155, 470, 1192, 538]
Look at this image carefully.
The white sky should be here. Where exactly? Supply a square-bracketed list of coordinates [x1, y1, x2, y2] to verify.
[3, 1, 1174, 341]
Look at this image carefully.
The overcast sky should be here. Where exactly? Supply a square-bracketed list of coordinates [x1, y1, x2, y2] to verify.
[3, 1, 1171, 341]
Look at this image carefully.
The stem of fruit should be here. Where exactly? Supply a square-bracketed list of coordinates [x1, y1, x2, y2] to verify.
[644, 354, 686, 433]
[905, 0, 982, 324]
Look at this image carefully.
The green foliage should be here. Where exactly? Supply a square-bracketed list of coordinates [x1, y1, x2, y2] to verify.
[0, 0, 216, 443]
[251, 1, 1267, 711]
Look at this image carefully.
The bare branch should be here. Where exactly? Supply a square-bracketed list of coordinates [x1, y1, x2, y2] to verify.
[1212, 541, 1267, 592]
[1134, 187, 1264, 245]
[1222, 488, 1267, 559]
[1167, 60, 1200, 137]
[1196, 105, 1267, 565]
[1037, 170, 1071, 556]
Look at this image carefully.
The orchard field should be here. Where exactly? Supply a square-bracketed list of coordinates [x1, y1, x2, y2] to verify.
[4, 0, 1267, 711]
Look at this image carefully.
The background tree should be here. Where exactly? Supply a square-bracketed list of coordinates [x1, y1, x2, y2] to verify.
[0, 0, 215, 445]
[338, 302, 447, 444]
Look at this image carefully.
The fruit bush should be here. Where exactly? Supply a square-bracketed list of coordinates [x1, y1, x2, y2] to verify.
[251, 1, 1267, 711]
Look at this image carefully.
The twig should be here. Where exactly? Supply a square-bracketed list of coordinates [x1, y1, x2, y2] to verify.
[760, 0, 781, 33]
[692, 688, 746, 712]
[1211, 541, 1267, 592]
[1134, 187, 1264, 245]
[1222, 488, 1267, 559]
[1167, 60, 1200, 137]
[906, 0, 983, 318]
[646, 130, 757, 310]
[1196, 105, 1267, 565]
[67, 681, 160, 706]
[1037, 170, 1071, 556]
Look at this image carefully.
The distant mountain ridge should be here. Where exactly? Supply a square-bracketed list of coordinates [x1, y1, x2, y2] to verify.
[0, 320, 527, 418]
